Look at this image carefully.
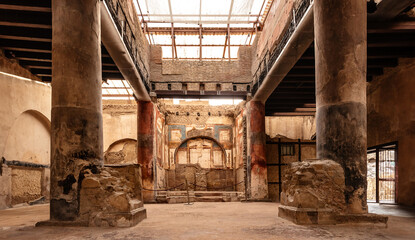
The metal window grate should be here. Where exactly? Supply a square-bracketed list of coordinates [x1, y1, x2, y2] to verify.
[367, 142, 398, 204]
[281, 143, 295, 156]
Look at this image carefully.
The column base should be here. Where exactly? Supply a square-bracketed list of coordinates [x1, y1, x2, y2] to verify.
[36, 208, 147, 227]
[39, 164, 147, 227]
[279, 205, 388, 226]
[278, 159, 388, 226]
[278, 206, 335, 225]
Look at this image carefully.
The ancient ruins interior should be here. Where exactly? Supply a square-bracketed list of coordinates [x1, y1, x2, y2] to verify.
[0, 0, 415, 239]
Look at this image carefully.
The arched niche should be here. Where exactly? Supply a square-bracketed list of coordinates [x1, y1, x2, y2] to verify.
[104, 138, 137, 164]
[3, 110, 51, 165]
[174, 136, 227, 168]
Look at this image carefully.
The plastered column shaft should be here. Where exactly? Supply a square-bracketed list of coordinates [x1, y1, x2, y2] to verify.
[314, 0, 367, 213]
[247, 101, 268, 199]
[50, 0, 102, 221]
[137, 101, 155, 202]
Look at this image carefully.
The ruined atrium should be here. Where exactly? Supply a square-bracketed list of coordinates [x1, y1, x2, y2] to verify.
[0, 0, 414, 239]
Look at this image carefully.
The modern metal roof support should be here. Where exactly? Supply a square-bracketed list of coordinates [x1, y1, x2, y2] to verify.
[100, 1, 151, 101]
[252, 2, 314, 103]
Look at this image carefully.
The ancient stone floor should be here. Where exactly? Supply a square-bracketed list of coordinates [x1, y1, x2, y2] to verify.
[0, 202, 415, 240]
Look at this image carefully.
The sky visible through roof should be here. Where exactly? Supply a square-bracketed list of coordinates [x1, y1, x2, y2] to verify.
[134, 0, 270, 59]
[103, 0, 271, 100]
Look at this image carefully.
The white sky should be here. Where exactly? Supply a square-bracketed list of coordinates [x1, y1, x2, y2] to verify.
[172, 98, 243, 105]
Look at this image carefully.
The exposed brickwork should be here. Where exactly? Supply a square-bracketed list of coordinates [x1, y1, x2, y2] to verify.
[150, 46, 252, 90]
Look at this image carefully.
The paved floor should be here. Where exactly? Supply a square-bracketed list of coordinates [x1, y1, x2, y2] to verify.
[0, 202, 415, 240]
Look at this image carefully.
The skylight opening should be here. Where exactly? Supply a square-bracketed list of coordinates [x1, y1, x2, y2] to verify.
[102, 79, 134, 100]
[134, 0, 270, 60]
[168, 98, 243, 106]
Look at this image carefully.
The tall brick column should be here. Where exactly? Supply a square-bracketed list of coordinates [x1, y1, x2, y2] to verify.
[246, 101, 268, 200]
[315, 0, 367, 213]
[137, 101, 155, 202]
[50, 0, 102, 221]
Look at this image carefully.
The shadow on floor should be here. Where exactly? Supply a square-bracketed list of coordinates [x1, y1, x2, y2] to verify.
[368, 202, 415, 218]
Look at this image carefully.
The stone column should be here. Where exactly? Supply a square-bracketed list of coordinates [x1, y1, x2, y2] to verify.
[246, 101, 268, 200]
[314, 0, 367, 213]
[137, 101, 155, 202]
[50, 0, 102, 221]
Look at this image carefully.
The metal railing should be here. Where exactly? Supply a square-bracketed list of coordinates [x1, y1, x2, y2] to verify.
[252, 0, 313, 96]
[103, 0, 150, 92]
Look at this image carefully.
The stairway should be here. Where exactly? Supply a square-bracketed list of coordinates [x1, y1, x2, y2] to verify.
[156, 191, 245, 204]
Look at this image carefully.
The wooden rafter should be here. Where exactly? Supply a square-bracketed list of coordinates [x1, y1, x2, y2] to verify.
[167, 0, 178, 59]
[199, 24, 203, 60]
[227, 24, 231, 61]
[147, 27, 253, 35]
[222, 35, 228, 59]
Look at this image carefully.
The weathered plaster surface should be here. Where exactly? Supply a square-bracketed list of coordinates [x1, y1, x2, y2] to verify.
[0, 53, 51, 209]
[104, 139, 137, 164]
[50, 0, 103, 221]
[137, 101, 155, 202]
[368, 58, 415, 206]
[265, 116, 316, 140]
[247, 101, 268, 200]
[103, 100, 137, 152]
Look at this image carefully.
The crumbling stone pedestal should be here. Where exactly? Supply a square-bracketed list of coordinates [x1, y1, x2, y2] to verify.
[278, 160, 388, 225]
[37, 164, 147, 227]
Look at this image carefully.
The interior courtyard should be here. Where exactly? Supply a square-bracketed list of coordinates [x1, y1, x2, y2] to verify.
[0, 0, 414, 239]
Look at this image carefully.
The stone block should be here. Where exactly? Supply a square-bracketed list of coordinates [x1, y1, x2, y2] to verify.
[280, 159, 346, 213]
[38, 164, 147, 227]
[279, 159, 388, 225]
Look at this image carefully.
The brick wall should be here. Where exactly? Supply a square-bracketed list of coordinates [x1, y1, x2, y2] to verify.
[150, 46, 252, 89]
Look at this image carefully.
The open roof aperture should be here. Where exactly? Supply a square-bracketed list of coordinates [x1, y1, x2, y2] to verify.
[134, 0, 271, 59]
[103, 0, 272, 99]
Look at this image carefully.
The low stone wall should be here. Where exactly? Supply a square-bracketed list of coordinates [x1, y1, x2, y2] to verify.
[11, 167, 43, 205]
[0, 164, 11, 209]
[0, 161, 49, 209]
